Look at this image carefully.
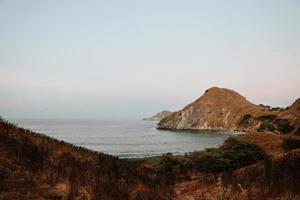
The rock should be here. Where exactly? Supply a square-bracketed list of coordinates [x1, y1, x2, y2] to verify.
[143, 110, 172, 121]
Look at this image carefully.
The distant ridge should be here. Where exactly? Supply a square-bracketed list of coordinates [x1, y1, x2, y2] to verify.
[143, 110, 172, 121]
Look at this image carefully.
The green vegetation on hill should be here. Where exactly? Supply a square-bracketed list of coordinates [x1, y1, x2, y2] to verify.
[296, 127, 300, 136]
[257, 120, 275, 132]
[130, 137, 266, 180]
[274, 119, 295, 133]
[282, 136, 300, 151]
[238, 114, 252, 126]
[193, 138, 266, 172]
[127, 156, 162, 166]
[258, 104, 288, 111]
[256, 115, 294, 134]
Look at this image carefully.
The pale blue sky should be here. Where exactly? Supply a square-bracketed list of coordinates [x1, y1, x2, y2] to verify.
[1, 0, 300, 119]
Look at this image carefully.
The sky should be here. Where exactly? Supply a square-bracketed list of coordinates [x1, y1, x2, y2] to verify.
[1, 0, 300, 119]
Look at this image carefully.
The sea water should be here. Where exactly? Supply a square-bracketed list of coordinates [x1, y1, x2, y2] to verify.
[10, 119, 236, 158]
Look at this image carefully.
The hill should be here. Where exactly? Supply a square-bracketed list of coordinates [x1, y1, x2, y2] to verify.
[158, 87, 300, 134]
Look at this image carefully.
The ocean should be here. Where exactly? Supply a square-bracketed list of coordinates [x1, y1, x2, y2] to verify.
[10, 119, 237, 158]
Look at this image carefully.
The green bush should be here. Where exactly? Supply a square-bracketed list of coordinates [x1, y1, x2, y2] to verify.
[152, 138, 266, 175]
[295, 127, 300, 136]
[239, 114, 252, 126]
[155, 153, 179, 184]
[255, 115, 294, 134]
[256, 115, 277, 121]
[282, 136, 300, 151]
[221, 138, 266, 167]
[157, 153, 178, 173]
[258, 104, 271, 109]
[196, 154, 232, 172]
[257, 121, 275, 132]
[274, 119, 294, 134]
[193, 138, 266, 172]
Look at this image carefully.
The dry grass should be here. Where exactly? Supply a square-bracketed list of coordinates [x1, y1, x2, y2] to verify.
[0, 117, 173, 200]
[237, 132, 284, 157]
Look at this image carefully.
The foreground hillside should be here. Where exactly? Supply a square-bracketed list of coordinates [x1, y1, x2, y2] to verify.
[133, 132, 300, 199]
[0, 118, 173, 200]
[176, 132, 300, 199]
[158, 87, 300, 134]
[1, 116, 300, 200]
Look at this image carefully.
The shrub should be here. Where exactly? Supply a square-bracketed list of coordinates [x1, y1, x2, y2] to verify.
[295, 127, 300, 136]
[157, 154, 177, 172]
[270, 107, 285, 111]
[156, 153, 179, 184]
[193, 138, 266, 172]
[196, 154, 232, 172]
[274, 119, 294, 134]
[259, 104, 271, 109]
[282, 136, 300, 151]
[285, 106, 290, 110]
[239, 114, 252, 126]
[256, 115, 277, 121]
[220, 138, 266, 168]
[257, 121, 275, 132]
[151, 139, 266, 175]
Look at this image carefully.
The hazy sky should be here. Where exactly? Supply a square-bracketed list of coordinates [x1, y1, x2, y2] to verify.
[1, 0, 300, 119]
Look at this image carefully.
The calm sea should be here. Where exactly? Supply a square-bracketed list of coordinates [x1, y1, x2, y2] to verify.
[10, 119, 237, 158]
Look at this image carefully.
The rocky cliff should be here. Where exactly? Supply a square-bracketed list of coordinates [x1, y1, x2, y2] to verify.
[158, 87, 300, 134]
[143, 110, 172, 121]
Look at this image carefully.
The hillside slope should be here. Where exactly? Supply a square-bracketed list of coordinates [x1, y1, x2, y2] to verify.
[174, 132, 300, 199]
[0, 118, 173, 200]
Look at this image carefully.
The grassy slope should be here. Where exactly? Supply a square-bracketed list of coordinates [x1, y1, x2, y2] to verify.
[0, 118, 173, 200]
[129, 132, 300, 200]
[1, 116, 300, 200]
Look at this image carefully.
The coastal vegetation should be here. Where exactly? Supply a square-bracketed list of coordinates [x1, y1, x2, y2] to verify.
[238, 114, 252, 126]
[296, 127, 300, 136]
[275, 119, 295, 133]
[257, 116, 295, 133]
[129, 132, 300, 199]
[130, 137, 266, 175]
[282, 136, 300, 151]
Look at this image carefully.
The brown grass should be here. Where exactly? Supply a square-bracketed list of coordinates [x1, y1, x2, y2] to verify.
[237, 132, 284, 157]
[0, 118, 173, 200]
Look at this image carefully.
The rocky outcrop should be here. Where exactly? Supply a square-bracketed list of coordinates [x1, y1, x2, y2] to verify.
[143, 110, 172, 121]
[158, 87, 300, 133]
